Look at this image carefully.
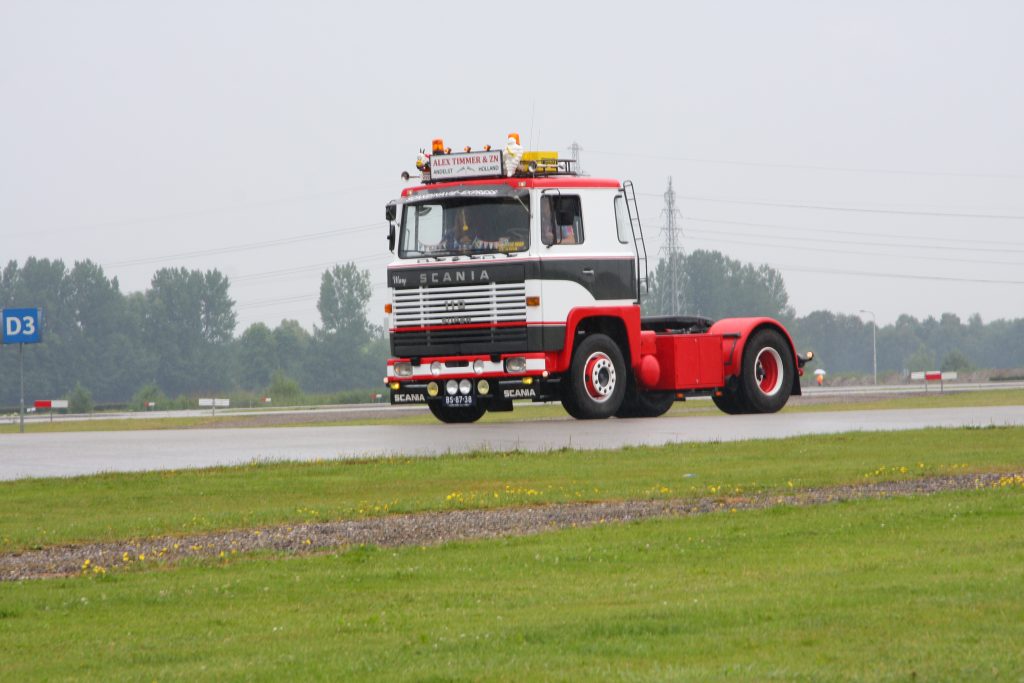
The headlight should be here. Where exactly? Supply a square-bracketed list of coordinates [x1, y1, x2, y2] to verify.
[459, 379, 472, 395]
[394, 362, 413, 377]
[477, 379, 490, 395]
[430, 361, 443, 376]
[427, 382, 439, 397]
[504, 356, 527, 373]
[473, 359, 485, 374]
[446, 380, 458, 396]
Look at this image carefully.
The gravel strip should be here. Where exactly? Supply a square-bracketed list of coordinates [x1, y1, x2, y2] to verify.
[1, 473, 1016, 581]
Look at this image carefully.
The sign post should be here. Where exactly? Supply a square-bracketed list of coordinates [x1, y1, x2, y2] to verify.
[2, 308, 43, 433]
[198, 397, 230, 416]
[20, 344, 25, 431]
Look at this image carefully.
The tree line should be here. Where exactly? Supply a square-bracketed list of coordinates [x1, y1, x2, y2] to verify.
[0, 258, 385, 408]
[3, 251, 1021, 408]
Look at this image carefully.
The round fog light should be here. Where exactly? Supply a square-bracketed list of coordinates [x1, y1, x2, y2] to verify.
[430, 361, 443, 376]
[473, 359, 485, 374]
[427, 381, 439, 397]
[477, 379, 490, 395]
[445, 380, 458, 396]
[458, 379, 472, 395]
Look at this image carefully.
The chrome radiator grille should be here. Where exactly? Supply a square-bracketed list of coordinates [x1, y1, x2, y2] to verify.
[392, 283, 527, 329]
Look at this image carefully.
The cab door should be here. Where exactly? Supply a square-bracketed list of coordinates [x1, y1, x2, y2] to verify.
[537, 193, 590, 353]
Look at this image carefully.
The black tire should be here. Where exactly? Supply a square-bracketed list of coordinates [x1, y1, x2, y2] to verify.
[712, 390, 746, 415]
[560, 393, 585, 419]
[737, 329, 794, 414]
[617, 375, 675, 418]
[428, 401, 487, 424]
[561, 333, 626, 419]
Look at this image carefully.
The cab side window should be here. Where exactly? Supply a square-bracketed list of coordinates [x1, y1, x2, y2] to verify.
[614, 195, 632, 244]
[541, 195, 584, 246]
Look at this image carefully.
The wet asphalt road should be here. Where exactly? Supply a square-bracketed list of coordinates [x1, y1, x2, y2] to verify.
[1, 405, 1022, 481]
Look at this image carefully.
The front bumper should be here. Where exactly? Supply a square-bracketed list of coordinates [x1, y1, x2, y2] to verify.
[390, 377, 543, 405]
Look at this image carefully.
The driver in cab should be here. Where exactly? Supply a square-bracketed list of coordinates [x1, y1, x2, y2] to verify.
[541, 199, 577, 245]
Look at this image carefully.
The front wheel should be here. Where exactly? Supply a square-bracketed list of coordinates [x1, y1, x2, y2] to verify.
[737, 329, 795, 413]
[428, 401, 487, 424]
[561, 333, 626, 419]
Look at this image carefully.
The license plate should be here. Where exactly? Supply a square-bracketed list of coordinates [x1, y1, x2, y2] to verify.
[443, 393, 476, 408]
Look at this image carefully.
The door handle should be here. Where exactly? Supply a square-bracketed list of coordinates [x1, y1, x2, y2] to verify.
[581, 268, 595, 279]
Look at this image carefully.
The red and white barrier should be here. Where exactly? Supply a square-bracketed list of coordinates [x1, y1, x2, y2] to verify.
[33, 399, 69, 409]
[910, 371, 958, 391]
[33, 399, 69, 422]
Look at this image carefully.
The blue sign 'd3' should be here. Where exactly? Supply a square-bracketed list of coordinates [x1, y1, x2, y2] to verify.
[2, 308, 43, 344]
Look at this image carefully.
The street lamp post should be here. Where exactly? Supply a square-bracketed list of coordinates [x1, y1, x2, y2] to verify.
[859, 309, 877, 385]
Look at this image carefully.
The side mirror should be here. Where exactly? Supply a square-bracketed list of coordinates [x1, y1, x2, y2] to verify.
[387, 223, 396, 253]
[385, 201, 397, 222]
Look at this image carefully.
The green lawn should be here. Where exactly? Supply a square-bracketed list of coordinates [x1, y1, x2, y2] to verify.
[2, 426, 1022, 552]
[2, 387, 1022, 433]
[2, 488, 1022, 681]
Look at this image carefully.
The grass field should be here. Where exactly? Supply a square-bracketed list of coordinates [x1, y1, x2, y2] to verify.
[2, 387, 1023, 433]
[2, 425, 1023, 679]
[2, 488, 1022, 681]
[2, 426, 1022, 552]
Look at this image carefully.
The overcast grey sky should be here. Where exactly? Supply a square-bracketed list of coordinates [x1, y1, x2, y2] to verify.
[3, 1, 1023, 332]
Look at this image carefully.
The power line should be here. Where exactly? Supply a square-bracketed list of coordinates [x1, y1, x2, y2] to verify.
[235, 280, 390, 312]
[11, 183, 395, 239]
[235, 294, 316, 310]
[682, 225, 1024, 256]
[682, 216, 1024, 249]
[659, 177, 685, 315]
[232, 254, 391, 285]
[587, 148, 1024, 181]
[683, 233, 1024, 268]
[568, 142, 584, 175]
[769, 262, 1024, 286]
[103, 222, 380, 268]
[670, 194, 1024, 220]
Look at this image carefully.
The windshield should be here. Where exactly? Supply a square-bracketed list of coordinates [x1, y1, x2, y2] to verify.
[399, 198, 530, 258]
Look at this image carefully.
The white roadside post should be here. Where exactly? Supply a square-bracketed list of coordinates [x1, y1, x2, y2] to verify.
[859, 309, 877, 385]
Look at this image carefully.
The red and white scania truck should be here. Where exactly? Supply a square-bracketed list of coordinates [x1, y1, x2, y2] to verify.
[383, 133, 811, 423]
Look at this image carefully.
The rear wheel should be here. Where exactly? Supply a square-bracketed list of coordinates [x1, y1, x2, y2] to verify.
[737, 329, 794, 413]
[712, 390, 746, 415]
[561, 334, 626, 419]
[428, 401, 487, 424]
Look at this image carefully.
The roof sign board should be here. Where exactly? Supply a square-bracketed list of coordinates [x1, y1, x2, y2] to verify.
[428, 151, 504, 181]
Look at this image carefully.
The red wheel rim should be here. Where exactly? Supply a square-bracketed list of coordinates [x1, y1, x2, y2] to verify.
[583, 352, 616, 402]
[755, 347, 783, 396]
